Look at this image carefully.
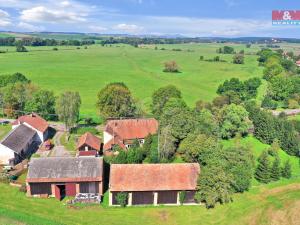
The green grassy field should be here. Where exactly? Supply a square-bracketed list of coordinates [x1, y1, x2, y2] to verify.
[0, 124, 11, 140]
[0, 33, 13, 38]
[1, 177, 300, 225]
[0, 43, 265, 116]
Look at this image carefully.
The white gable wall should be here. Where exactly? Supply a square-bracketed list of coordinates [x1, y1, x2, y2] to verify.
[103, 131, 113, 145]
[0, 143, 15, 165]
[21, 122, 45, 142]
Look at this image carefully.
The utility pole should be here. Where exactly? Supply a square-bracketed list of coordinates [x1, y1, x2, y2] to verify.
[157, 124, 160, 160]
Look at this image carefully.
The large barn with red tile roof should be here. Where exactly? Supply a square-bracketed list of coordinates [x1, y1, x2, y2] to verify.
[109, 163, 200, 206]
[103, 118, 158, 151]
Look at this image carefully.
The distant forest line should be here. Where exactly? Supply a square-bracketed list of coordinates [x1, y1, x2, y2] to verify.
[1, 33, 300, 47]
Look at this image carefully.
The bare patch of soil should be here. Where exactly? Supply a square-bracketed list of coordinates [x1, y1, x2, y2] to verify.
[265, 184, 300, 196]
[158, 210, 170, 222]
[267, 200, 300, 225]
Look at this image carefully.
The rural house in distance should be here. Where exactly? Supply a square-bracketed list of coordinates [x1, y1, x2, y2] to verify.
[103, 118, 158, 151]
[109, 163, 200, 206]
[0, 113, 49, 165]
[77, 132, 101, 156]
[26, 157, 104, 200]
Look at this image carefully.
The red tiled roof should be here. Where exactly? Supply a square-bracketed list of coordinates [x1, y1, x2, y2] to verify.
[110, 163, 200, 192]
[12, 113, 48, 133]
[296, 60, 300, 65]
[77, 132, 101, 150]
[104, 118, 158, 150]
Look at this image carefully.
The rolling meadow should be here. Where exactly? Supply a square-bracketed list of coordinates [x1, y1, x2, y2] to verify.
[0, 43, 265, 116]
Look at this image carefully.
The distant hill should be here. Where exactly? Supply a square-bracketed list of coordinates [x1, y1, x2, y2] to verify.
[1, 31, 300, 43]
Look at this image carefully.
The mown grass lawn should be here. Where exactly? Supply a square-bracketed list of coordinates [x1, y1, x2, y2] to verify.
[1, 177, 300, 225]
[0, 43, 264, 117]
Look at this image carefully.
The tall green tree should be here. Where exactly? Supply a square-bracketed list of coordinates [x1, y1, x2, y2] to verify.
[0, 72, 30, 88]
[224, 145, 254, 192]
[281, 160, 292, 179]
[178, 133, 219, 163]
[194, 109, 219, 136]
[218, 104, 252, 139]
[56, 91, 81, 131]
[255, 151, 271, 183]
[197, 166, 233, 208]
[142, 135, 159, 163]
[1, 82, 37, 117]
[151, 85, 181, 119]
[270, 155, 281, 181]
[97, 83, 136, 119]
[262, 55, 283, 80]
[158, 125, 176, 162]
[25, 90, 56, 120]
[268, 76, 294, 101]
[160, 98, 195, 141]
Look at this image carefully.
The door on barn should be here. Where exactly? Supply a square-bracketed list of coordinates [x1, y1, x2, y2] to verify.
[55, 185, 66, 200]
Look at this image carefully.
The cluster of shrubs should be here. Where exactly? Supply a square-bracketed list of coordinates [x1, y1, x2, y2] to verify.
[201, 55, 227, 62]
[258, 48, 300, 110]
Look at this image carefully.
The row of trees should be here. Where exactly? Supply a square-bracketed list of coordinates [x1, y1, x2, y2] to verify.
[245, 102, 299, 156]
[216, 46, 235, 54]
[217, 77, 262, 102]
[255, 150, 291, 184]
[0, 73, 81, 131]
[0, 37, 95, 47]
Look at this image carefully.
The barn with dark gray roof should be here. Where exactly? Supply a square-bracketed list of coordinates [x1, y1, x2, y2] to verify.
[26, 157, 104, 200]
[0, 124, 40, 165]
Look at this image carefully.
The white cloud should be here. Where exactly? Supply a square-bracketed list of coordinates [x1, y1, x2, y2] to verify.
[20, 6, 87, 23]
[17, 22, 44, 31]
[114, 23, 144, 33]
[0, 1, 291, 37]
[60, 1, 72, 7]
[0, 9, 9, 17]
[88, 25, 108, 33]
[0, 9, 12, 27]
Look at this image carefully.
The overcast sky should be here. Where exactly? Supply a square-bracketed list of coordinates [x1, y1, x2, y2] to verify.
[0, 0, 299, 37]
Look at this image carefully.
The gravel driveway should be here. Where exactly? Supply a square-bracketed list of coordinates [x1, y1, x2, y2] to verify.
[50, 131, 71, 157]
